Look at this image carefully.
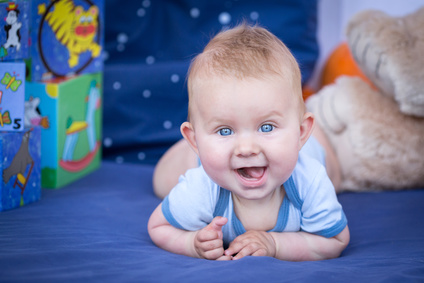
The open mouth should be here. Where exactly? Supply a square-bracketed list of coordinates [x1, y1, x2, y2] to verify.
[237, 167, 266, 179]
[236, 167, 267, 186]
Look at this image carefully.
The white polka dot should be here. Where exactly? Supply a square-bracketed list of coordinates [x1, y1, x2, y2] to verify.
[104, 137, 113, 147]
[117, 33, 128, 44]
[137, 8, 146, 17]
[163, 120, 172, 130]
[218, 12, 231, 25]
[171, 74, 180, 83]
[116, 156, 124, 164]
[35, 65, 40, 71]
[250, 11, 259, 21]
[138, 152, 146, 160]
[113, 81, 121, 90]
[190, 8, 200, 18]
[146, 56, 155, 65]
[142, 0, 151, 8]
[102, 51, 109, 61]
[117, 43, 125, 52]
[143, 89, 151, 98]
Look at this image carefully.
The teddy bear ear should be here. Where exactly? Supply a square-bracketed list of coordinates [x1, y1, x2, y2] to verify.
[345, 7, 424, 118]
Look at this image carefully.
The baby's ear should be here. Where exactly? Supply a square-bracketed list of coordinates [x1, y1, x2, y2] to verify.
[180, 122, 199, 155]
[299, 112, 315, 150]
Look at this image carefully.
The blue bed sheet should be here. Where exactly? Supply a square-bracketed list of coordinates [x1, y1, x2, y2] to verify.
[0, 162, 423, 282]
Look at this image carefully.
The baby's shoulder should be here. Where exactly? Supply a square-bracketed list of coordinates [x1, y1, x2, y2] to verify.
[289, 152, 333, 201]
[173, 166, 220, 199]
[179, 166, 216, 187]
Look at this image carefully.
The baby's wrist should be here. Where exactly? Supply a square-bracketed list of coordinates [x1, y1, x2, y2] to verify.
[268, 232, 279, 258]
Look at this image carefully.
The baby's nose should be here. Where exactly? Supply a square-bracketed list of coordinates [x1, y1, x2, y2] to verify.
[234, 135, 260, 157]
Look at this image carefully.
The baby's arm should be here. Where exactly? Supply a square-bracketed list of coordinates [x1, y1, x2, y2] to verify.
[225, 226, 350, 261]
[153, 139, 198, 199]
[148, 204, 231, 260]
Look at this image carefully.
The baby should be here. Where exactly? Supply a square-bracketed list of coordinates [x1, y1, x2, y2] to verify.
[148, 24, 349, 261]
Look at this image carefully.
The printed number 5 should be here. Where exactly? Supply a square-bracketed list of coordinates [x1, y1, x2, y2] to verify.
[13, 118, 22, 130]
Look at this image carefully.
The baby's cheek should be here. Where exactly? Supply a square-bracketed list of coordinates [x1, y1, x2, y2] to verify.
[200, 154, 228, 180]
[267, 148, 298, 180]
[200, 153, 224, 172]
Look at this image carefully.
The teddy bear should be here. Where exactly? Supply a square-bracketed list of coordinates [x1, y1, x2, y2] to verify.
[305, 7, 424, 192]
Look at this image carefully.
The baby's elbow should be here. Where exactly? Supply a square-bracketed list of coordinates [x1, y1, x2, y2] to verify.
[317, 226, 350, 260]
[333, 225, 350, 258]
[147, 204, 167, 246]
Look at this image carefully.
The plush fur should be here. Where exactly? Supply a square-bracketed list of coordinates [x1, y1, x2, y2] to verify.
[346, 7, 424, 117]
[307, 77, 424, 191]
[306, 8, 424, 192]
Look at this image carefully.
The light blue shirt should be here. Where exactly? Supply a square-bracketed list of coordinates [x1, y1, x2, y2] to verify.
[162, 137, 347, 245]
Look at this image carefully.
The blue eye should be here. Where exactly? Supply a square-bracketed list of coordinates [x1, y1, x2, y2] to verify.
[259, 124, 274, 133]
[218, 128, 233, 136]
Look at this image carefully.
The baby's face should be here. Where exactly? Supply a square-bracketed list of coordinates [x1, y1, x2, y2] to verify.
[189, 76, 304, 201]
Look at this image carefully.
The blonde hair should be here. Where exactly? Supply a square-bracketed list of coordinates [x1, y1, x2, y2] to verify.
[187, 23, 304, 120]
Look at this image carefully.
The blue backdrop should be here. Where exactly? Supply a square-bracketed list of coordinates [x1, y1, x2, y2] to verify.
[101, 0, 319, 165]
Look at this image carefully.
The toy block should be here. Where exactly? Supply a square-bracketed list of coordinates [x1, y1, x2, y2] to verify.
[0, 1, 30, 61]
[25, 72, 102, 188]
[29, 0, 104, 82]
[0, 62, 25, 131]
[0, 127, 41, 211]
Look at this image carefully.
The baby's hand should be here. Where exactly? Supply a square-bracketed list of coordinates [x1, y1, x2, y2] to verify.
[194, 216, 231, 260]
[225, 230, 276, 260]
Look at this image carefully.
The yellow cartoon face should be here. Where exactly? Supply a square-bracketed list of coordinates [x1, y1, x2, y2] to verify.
[38, 0, 102, 68]
[72, 6, 98, 44]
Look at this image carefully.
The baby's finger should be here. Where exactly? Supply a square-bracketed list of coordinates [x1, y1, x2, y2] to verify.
[202, 246, 226, 260]
[232, 246, 267, 260]
[225, 236, 264, 260]
[197, 229, 221, 242]
[216, 255, 232, 261]
[198, 238, 224, 252]
[224, 232, 253, 256]
[231, 247, 251, 260]
[224, 241, 244, 258]
[206, 216, 228, 232]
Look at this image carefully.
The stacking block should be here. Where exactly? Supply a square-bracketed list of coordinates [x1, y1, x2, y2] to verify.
[0, 62, 25, 131]
[0, 0, 30, 61]
[25, 73, 102, 188]
[29, 0, 104, 81]
[0, 127, 41, 211]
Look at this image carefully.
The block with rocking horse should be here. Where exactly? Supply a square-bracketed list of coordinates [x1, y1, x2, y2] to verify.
[25, 72, 102, 188]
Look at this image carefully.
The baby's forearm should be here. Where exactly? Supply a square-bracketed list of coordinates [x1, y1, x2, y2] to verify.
[270, 226, 350, 261]
[151, 225, 199, 257]
[148, 205, 199, 258]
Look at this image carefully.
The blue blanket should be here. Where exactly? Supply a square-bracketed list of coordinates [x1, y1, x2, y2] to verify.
[0, 161, 423, 282]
